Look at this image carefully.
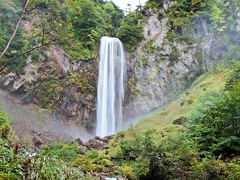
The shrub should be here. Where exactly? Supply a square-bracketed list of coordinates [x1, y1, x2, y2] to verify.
[35, 76, 64, 110]
[73, 149, 113, 172]
[187, 87, 240, 156]
[114, 130, 183, 179]
[0, 108, 10, 140]
[117, 12, 144, 51]
[40, 142, 82, 162]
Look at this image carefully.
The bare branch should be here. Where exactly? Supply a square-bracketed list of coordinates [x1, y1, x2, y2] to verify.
[0, 0, 30, 59]
[0, 43, 49, 72]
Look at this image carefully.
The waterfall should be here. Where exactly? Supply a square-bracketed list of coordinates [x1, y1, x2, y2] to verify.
[96, 36, 126, 137]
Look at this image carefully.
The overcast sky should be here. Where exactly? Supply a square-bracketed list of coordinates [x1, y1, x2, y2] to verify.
[107, 0, 148, 11]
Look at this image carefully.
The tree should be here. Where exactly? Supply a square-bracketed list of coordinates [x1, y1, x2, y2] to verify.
[0, 0, 30, 60]
[187, 84, 240, 156]
[117, 12, 144, 51]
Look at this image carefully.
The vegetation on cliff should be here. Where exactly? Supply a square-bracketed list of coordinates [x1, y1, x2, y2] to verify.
[0, 0, 124, 75]
[1, 61, 240, 179]
[0, 0, 240, 179]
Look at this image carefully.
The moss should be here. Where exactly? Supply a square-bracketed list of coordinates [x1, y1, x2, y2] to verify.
[144, 41, 155, 54]
[149, 67, 158, 81]
[73, 149, 113, 173]
[169, 45, 180, 63]
[109, 131, 125, 147]
[66, 72, 95, 94]
[118, 164, 135, 179]
[31, 49, 47, 61]
[35, 75, 63, 110]
[128, 76, 140, 96]
[166, 31, 177, 42]
[40, 142, 82, 162]
[158, 56, 168, 61]
[226, 158, 240, 179]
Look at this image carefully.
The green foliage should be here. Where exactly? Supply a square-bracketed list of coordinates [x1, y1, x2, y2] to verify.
[35, 76, 63, 110]
[0, 139, 26, 179]
[0, 0, 23, 50]
[190, 157, 227, 179]
[64, 0, 123, 59]
[207, 0, 226, 32]
[144, 41, 155, 54]
[67, 72, 95, 94]
[0, 131, 92, 179]
[128, 76, 139, 96]
[0, 108, 9, 140]
[225, 63, 240, 91]
[70, 0, 110, 51]
[168, 0, 206, 30]
[73, 149, 113, 172]
[115, 131, 156, 178]
[145, 0, 164, 9]
[40, 142, 81, 162]
[226, 158, 240, 180]
[187, 87, 240, 156]
[114, 130, 182, 179]
[117, 12, 144, 51]
[169, 45, 180, 62]
[1, 0, 123, 70]
[0, 0, 28, 75]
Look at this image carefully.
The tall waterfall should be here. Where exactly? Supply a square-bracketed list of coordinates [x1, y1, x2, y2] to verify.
[96, 36, 126, 137]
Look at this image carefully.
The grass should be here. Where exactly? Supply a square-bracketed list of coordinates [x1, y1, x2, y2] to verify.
[108, 61, 240, 160]
[133, 66, 231, 134]
[109, 64, 233, 156]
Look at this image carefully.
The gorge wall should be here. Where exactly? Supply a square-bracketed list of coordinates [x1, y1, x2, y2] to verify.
[123, 1, 240, 122]
[0, 0, 240, 133]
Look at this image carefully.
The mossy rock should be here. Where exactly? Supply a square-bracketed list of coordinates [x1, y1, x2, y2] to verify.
[73, 149, 113, 173]
[172, 116, 186, 125]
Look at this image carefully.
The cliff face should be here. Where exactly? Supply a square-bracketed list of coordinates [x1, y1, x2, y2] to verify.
[123, 4, 240, 122]
[0, 45, 98, 130]
[124, 11, 204, 120]
[0, 1, 240, 132]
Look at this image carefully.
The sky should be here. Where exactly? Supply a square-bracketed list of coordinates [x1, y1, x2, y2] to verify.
[108, 0, 148, 11]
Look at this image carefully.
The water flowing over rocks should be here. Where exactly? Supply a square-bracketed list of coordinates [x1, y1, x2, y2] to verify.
[96, 37, 126, 137]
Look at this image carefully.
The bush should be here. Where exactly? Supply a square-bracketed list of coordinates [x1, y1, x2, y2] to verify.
[0, 108, 10, 140]
[114, 130, 183, 179]
[226, 157, 240, 179]
[168, 0, 206, 30]
[117, 12, 144, 51]
[73, 149, 113, 172]
[40, 142, 82, 162]
[187, 86, 240, 156]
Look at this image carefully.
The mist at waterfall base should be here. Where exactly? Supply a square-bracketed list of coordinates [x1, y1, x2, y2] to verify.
[96, 36, 126, 137]
[0, 90, 93, 142]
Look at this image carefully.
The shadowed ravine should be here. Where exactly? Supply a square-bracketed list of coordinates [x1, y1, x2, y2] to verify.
[0, 89, 93, 142]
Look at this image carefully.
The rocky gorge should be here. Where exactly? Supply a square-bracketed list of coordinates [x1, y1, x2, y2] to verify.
[1, 0, 240, 135]
[1, 0, 240, 179]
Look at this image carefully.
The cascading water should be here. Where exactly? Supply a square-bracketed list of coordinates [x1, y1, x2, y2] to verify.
[96, 36, 126, 137]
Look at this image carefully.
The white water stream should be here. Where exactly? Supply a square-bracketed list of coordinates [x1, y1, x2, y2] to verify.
[96, 36, 126, 137]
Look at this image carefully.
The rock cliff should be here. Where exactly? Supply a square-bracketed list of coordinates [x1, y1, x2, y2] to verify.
[1, 1, 240, 132]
